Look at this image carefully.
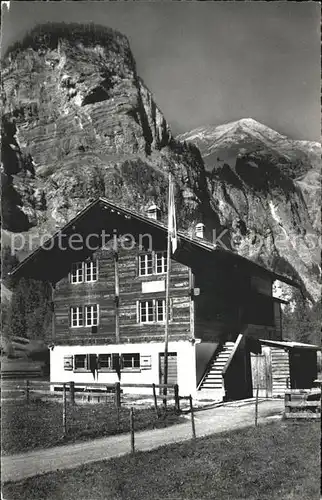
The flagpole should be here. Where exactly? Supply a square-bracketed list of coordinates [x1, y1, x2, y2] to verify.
[163, 173, 172, 407]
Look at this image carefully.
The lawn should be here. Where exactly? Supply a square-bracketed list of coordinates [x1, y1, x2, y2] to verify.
[3, 421, 320, 500]
[1, 399, 183, 455]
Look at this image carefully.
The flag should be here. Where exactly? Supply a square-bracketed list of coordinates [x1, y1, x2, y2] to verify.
[168, 173, 178, 254]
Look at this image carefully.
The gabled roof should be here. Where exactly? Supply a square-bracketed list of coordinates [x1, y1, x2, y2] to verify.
[260, 339, 321, 351]
[9, 197, 300, 289]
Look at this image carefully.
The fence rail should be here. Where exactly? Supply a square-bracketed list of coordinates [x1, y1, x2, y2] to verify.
[3, 379, 181, 413]
[284, 389, 321, 420]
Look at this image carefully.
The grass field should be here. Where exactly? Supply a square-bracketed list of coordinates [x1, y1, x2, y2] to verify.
[3, 421, 320, 500]
[1, 399, 183, 455]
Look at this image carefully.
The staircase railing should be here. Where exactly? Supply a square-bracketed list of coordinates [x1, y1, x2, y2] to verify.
[222, 334, 244, 378]
[196, 343, 222, 390]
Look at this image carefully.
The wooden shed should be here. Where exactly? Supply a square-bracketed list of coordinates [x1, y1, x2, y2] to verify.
[251, 340, 321, 398]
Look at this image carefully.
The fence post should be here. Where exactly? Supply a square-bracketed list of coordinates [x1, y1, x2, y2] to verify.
[116, 406, 120, 432]
[254, 385, 259, 427]
[189, 395, 196, 439]
[63, 383, 67, 435]
[174, 384, 180, 413]
[70, 381, 75, 405]
[284, 391, 291, 416]
[26, 379, 30, 404]
[115, 382, 121, 409]
[152, 383, 159, 418]
[130, 407, 135, 454]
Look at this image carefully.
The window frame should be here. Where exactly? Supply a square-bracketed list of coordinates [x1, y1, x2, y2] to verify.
[138, 253, 153, 277]
[74, 354, 88, 371]
[70, 262, 84, 284]
[84, 304, 99, 327]
[70, 306, 84, 328]
[138, 299, 171, 324]
[97, 353, 113, 371]
[155, 251, 167, 275]
[84, 260, 98, 283]
[70, 260, 98, 284]
[138, 251, 168, 277]
[139, 299, 155, 324]
[121, 353, 140, 370]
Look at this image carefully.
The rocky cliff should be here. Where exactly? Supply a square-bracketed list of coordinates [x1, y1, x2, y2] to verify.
[1, 23, 320, 308]
[1, 23, 218, 243]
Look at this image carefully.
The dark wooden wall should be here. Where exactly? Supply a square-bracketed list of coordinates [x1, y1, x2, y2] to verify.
[193, 264, 280, 343]
[54, 244, 192, 345]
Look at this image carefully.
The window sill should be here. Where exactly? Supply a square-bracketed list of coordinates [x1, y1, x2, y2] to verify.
[121, 368, 141, 373]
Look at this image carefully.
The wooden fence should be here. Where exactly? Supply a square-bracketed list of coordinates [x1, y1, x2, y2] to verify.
[284, 389, 321, 419]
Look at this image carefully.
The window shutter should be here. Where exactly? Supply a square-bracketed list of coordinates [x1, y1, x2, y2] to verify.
[64, 355, 73, 371]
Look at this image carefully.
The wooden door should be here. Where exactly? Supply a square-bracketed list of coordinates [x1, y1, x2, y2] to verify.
[159, 352, 178, 388]
[251, 347, 272, 397]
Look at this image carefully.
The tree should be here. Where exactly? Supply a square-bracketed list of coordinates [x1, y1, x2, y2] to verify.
[282, 290, 321, 345]
[1, 245, 19, 285]
[7, 277, 52, 340]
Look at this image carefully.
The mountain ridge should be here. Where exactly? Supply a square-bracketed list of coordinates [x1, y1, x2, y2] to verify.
[177, 118, 320, 174]
[1, 24, 320, 312]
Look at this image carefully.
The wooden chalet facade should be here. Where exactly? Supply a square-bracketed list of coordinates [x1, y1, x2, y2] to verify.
[10, 197, 302, 399]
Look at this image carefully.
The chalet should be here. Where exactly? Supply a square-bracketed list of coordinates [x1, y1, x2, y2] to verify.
[9, 197, 319, 400]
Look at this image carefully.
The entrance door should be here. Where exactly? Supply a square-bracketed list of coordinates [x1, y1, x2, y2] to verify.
[251, 348, 272, 397]
[159, 352, 178, 390]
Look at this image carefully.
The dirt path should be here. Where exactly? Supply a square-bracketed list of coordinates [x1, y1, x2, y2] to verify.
[2, 399, 284, 483]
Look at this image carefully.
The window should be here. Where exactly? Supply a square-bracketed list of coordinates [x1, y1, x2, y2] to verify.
[139, 253, 153, 276]
[155, 252, 167, 274]
[122, 353, 140, 369]
[139, 300, 154, 323]
[70, 306, 83, 327]
[70, 262, 83, 284]
[138, 299, 171, 323]
[138, 251, 168, 276]
[70, 305, 99, 327]
[156, 299, 166, 322]
[85, 260, 98, 282]
[74, 354, 87, 370]
[98, 354, 112, 369]
[85, 304, 99, 327]
[70, 260, 98, 283]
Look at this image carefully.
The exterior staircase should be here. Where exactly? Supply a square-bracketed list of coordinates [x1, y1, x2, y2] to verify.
[197, 342, 235, 398]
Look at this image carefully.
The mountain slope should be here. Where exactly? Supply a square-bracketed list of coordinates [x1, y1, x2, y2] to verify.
[1, 24, 320, 309]
[178, 119, 321, 303]
[1, 23, 222, 245]
[178, 118, 320, 175]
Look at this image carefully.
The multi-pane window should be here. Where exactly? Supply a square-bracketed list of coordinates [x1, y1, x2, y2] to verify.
[139, 253, 153, 276]
[70, 261, 98, 284]
[155, 252, 167, 274]
[156, 299, 166, 322]
[122, 353, 140, 369]
[139, 300, 154, 323]
[70, 262, 83, 283]
[74, 354, 87, 370]
[70, 305, 99, 327]
[85, 304, 99, 327]
[70, 306, 83, 327]
[138, 299, 170, 323]
[85, 260, 98, 282]
[98, 354, 112, 369]
[139, 252, 168, 276]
